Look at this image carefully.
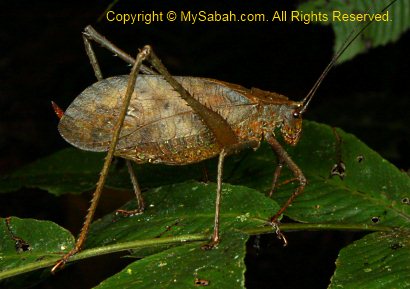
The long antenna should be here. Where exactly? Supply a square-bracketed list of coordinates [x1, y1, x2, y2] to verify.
[299, 0, 398, 114]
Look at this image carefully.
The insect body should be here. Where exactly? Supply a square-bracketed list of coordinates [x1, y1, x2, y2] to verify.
[52, 0, 394, 268]
[52, 33, 304, 270]
[58, 75, 302, 165]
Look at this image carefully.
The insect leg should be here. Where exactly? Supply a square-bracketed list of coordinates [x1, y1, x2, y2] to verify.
[83, 32, 146, 216]
[267, 136, 307, 223]
[83, 25, 155, 75]
[116, 160, 145, 216]
[83, 32, 104, 80]
[51, 46, 150, 273]
[201, 148, 227, 250]
[268, 159, 284, 197]
[269, 157, 300, 197]
[200, 141, 258, 249]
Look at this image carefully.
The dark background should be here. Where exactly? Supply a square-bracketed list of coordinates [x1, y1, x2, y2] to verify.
[1, 0, 409, 288]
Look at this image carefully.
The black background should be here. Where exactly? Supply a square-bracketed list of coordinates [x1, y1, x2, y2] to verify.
[1, 1, 409, 288]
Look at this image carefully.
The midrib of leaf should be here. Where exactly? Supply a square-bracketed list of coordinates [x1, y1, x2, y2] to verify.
[0, 222, 398, 281]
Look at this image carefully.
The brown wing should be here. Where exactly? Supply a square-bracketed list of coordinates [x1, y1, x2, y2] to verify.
[58, 75, 260, 163]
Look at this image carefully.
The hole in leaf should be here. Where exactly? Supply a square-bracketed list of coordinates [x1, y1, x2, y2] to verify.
[371, 216, 380, 223]
[330, 161, 346, 179]
[356, 155, 365, 163]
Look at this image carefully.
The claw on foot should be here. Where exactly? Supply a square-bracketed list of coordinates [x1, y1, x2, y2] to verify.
[269, 220, 288, 247]
[201, 239, 219, 250]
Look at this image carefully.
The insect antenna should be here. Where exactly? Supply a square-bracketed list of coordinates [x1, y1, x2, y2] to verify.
[299, 0, 398, 114]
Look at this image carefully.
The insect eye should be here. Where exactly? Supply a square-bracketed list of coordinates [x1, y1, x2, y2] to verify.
[293, 111, 300, 118]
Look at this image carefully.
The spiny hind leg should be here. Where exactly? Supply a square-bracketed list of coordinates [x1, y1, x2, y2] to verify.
[83, 30, 146, 216]
[51, 46, 150, 273]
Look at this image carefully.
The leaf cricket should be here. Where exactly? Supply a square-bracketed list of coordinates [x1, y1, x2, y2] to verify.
[50, 1, 399, 272]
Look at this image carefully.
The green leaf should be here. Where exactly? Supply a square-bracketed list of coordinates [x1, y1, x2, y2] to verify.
[0, 217, 74, 280]
[94, 231, 248, 289]
[279, 122, 410, 227]
[0, 148, 209, 196]
[329, 230, 410, 288]
[86, 181, 276, 288]
[86, 181, 278, 250]
[228, 121, 410, 227]
[86, 181, 276, 287]
[298, 0, 410, 63]
[87, 182, 262, 288]
[0, 182, 279, 284]
[0, 149, 106, 195]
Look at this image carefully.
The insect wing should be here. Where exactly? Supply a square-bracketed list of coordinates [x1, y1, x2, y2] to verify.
[59, 75, 257, 155]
